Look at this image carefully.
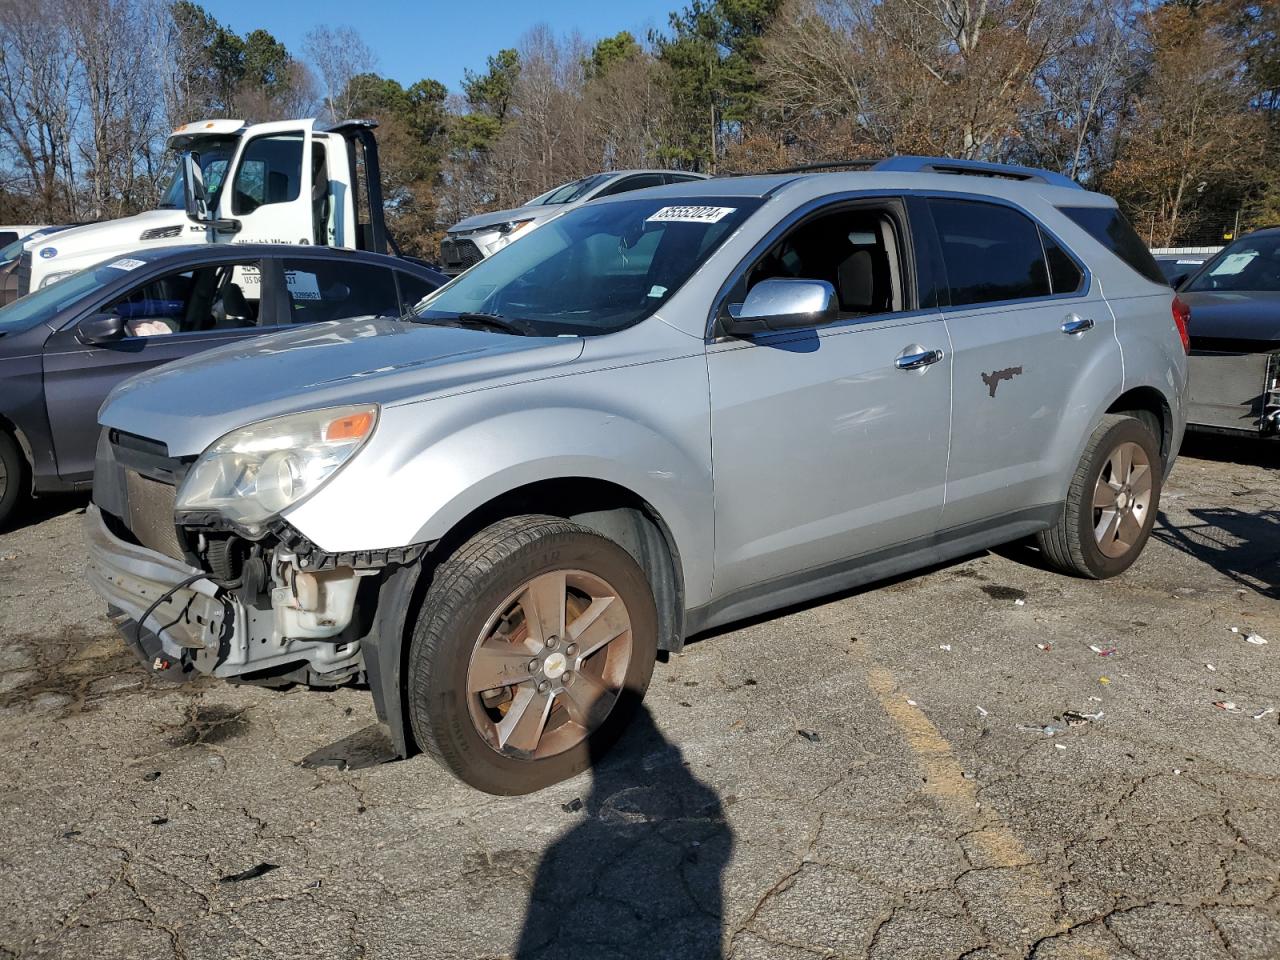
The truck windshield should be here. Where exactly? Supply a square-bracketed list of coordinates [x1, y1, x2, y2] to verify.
[1185, 234, 1280, 293]
[0, 261, 139, 334]
[527, 174, 612, 206]
[158, 137, 238, 210]
[414, 196, 762, 335]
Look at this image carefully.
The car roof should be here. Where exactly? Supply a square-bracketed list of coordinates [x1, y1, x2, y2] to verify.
[589, 157, 1113, 207]
[600, 169, 710, 179]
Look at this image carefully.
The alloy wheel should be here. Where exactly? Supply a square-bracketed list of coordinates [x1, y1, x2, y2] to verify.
[1092, 440, 1152, 558]
[466, 569, 634, 760]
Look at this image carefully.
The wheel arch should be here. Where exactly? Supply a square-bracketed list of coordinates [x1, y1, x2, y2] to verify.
[0, 413, 34, 496]
[1106, 385, 1174, 469]
[365, 476, 688, 761]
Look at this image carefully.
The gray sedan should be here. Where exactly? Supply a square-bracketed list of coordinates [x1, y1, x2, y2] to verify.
[0, 244, 444, 526]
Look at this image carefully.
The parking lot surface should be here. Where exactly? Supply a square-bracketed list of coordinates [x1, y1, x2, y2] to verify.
[1, 436, 1277, 960]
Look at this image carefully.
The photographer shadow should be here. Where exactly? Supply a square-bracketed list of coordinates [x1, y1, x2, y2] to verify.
[515, 704, 733, 960]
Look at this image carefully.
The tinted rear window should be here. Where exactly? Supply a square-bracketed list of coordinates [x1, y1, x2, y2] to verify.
[1059, 206, 1164, 285]
[929, 199, 1050, 306]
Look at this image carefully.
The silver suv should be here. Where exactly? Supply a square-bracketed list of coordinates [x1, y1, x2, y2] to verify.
[87, 157, 1188, 794]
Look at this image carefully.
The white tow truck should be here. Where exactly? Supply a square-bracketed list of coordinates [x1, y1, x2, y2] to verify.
[2, 118, 395, 301]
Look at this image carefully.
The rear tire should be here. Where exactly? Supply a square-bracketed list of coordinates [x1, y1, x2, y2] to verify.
[1038, 414, 1162, 579]
[407, 515, 658, 795]
[0, 432, 29, 529]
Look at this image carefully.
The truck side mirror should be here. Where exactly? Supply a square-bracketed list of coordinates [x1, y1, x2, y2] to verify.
[183, 152, 211, 223]
[722, 278, 839, 336]
[76, 312, 126, 344]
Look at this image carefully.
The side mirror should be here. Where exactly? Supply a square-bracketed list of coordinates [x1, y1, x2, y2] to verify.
[76, 312, 126, 344]
[723, 278, 838, 335]
[182, 152, 210, 222]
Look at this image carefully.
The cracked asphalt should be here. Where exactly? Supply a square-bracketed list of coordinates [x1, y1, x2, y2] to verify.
[1, 434, 1277, 960]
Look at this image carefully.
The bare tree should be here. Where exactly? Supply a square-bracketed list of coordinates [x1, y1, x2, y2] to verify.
[67, 0, 167, 218]
[0, 0, 79, 219]
[305, 25, 376, 123]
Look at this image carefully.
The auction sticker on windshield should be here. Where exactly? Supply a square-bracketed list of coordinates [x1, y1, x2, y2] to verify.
[108, 258, 147, 271]
[646, 206, 737, 224]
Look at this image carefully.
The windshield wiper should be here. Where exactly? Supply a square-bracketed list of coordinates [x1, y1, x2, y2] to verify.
[419, 312, 539, 336]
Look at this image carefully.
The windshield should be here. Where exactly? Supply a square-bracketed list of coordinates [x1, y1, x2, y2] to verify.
[0, 260, 142, 334]
[158, 137, 238, 209]
[527, 174, 612, 206]
[1186, 234, 1280, 293]
[415, 196, 762, 335]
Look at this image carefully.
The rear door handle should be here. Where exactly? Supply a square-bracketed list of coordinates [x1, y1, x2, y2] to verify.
[1061, 315, 1094, 335]
[895, 348, 945, 370]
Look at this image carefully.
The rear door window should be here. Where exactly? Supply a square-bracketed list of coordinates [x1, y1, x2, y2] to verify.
[928, 199, 1050, 306]
[1058, 206, 1165, 285]
[279, 258, 400, 324]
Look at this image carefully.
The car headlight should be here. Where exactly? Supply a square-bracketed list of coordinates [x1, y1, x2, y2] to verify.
[497, 218, 535, 235]
[176, 405, 378, 534]
[39, 270, 77, 288]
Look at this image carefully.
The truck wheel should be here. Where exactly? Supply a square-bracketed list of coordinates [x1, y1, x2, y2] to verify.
[0, 432, 28, 529]
[1038, 414, 1162, 579]
[407, 515, 658, 795]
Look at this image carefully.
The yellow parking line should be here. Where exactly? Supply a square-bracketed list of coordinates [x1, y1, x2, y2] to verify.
[865, 666, 1108, 958]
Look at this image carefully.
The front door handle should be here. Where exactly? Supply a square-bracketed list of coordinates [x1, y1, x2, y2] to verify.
[895, 348, 945, 370]
[1061, 315, 1094, 335]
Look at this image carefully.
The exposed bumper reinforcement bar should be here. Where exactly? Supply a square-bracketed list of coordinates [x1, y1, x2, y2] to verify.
[85, 503, 228, 659]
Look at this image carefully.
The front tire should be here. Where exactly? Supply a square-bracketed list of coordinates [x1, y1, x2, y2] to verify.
[1038, 414, 1162, 579]
[0, 432, 29, 529]
[407, 515, 658, 795]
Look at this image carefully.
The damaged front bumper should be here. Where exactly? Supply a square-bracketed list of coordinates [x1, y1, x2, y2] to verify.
[85, 503, 365, 682]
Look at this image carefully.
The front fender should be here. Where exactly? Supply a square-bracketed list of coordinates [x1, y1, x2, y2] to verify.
[283, 354, 715, 606]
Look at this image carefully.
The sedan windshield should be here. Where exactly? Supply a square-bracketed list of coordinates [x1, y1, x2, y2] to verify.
[415, 196, 762, 335]
[527, 174, 612, 206]
[1186, 234, 1280, 293]
[0, 261, 140, 334]
[157, 137, 238, 210]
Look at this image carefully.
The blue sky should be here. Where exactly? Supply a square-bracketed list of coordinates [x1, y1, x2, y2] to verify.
[204, 0, 680, 94]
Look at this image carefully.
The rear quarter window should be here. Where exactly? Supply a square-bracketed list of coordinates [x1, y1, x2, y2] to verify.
[1058, 206, 1165, 285]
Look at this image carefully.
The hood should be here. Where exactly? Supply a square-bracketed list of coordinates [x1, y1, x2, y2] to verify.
[27, 210, 190, 272]
[449, 203, 559, 234]
[1180, 290, 1280, 349]
[100, 317, 585, 457]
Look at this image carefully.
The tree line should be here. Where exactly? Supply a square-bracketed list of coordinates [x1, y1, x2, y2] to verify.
[1, 0, 1275, 255]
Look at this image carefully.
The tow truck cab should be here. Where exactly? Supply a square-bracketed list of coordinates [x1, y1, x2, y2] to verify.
[11, 118, 390, 298]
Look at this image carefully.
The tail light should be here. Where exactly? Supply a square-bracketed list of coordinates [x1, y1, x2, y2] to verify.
[1172, 296, 1191, 354]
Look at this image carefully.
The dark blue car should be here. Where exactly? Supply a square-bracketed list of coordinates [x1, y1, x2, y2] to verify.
[0, 244, 445, 526]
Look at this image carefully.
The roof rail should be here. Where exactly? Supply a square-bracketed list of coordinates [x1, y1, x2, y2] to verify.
[732, 154, 1081, 189]
[755, 159, 883, 175]
[871, 155, 1081, 189]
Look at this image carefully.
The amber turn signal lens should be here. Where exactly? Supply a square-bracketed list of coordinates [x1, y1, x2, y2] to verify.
[325, 410, 375, 441]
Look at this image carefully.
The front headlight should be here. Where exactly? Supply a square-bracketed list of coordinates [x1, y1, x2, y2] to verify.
[498, 218, 535, 235]
[176, 405, 378, 534]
